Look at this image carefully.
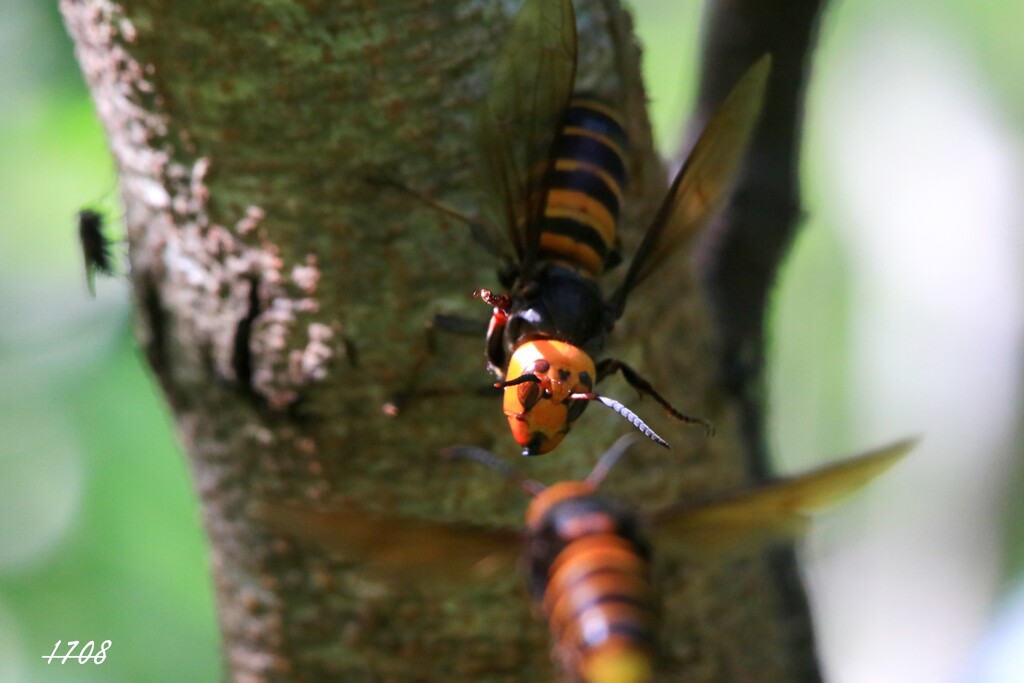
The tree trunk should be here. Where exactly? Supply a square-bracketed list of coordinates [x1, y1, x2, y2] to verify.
[61, 0, 824, 680]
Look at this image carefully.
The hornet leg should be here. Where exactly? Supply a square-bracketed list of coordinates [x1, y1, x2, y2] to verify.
[383, 313, 496, 417]
[596, 358, 715, 436]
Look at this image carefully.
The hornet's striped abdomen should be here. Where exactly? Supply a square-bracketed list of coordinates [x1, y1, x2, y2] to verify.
[526, 485, 655, 683]
[543, 534, 655, 683]
[540, 98, 628, 276]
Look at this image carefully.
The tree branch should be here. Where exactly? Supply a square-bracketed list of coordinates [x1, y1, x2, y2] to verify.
[692, 1, 829, 681]
[693, 0, 825, 476]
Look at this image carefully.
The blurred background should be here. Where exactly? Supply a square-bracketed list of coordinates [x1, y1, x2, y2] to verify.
[0, 0, 1020, 680]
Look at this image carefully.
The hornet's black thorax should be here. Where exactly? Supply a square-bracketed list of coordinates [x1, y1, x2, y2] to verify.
[524, 493, 650, 601]
[488, 264, 611, 373]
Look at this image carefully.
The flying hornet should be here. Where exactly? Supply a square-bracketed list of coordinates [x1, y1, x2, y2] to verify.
[252, 437, 912, 682]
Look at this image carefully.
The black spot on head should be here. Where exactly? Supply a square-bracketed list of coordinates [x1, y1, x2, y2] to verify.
[558, 368, 571, 381]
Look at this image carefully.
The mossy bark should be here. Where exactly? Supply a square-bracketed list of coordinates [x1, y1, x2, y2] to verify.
[61, 0, 824, 680]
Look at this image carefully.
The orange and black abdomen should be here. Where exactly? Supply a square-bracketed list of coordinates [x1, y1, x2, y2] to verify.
[526, 495, 655, 682]
[540, 98, 628, 277]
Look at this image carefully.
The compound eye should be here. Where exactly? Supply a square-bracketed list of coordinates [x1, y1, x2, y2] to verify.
[578, 370, 593, 390]
[531, 359, 551, 375]
[518, 381, 542, 412]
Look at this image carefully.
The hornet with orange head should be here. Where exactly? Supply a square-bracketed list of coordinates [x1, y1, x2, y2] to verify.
[464, 0, 771, 454]
[251, 437, 914, 682]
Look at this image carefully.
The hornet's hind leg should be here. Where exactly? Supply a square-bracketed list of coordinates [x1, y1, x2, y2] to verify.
[366, 179, 512, 415]
[596, 358, 715, 436]
[382, 313, 499, 417]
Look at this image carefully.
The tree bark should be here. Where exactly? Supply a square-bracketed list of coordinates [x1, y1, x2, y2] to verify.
[62, 0, 824, 680]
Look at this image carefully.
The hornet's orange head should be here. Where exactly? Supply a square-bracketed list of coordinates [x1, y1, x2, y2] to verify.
[502, 340, 597, 456]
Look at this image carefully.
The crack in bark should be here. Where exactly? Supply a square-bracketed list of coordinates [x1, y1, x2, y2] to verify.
[231, 274, 262, 400]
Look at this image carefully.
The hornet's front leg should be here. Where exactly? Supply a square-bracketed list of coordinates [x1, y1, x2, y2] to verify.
[596, 358, 715, 436]
[474, 289, 512, 377]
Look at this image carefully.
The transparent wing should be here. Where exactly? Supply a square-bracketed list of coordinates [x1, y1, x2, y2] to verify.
[648, 438, 915, 558]
[249, 499, 520, 583]
[609, 55, 771, 318]
[476, 0, 577, 268]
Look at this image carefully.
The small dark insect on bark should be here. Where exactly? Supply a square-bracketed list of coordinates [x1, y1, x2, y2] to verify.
[77, 208, 115, 297]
